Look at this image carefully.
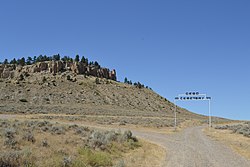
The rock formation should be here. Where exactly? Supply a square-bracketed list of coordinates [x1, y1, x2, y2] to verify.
[0, 61, 117, 81]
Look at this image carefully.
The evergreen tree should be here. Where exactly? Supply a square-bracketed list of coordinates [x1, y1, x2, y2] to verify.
[85, 58, 88, 65]
[3, 59, 8, 64]
[53, 54, 60, 61]
[43, 55, 48, 61]
[33, 56, 37, 63]
[94, 61, 99, 66]
[10, 58, 17, 64]
[26, 57, 32, 65]
[16, 59, 20, 65]
[124, 77, 128, 84]
[75, 55, 80, 62]
[94, 61, 100, 68]
[81, 56, 86, 63]
[36, 55, 43, 62]
[61, 56, 70, 62]
[44, 55, 52, 61]
[20, 57, 25, 66]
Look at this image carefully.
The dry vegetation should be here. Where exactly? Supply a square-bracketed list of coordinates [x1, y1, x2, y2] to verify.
[0, 72, 230, 129]
[214, 122, 250, 137]
[204, 122, 250, 160]
[0, 69, 232, 166]
[122, 140, 166, 167]
[0, 119, 144, 167]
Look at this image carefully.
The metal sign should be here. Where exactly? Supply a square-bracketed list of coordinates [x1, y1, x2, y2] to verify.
[174, 92, 212, 129]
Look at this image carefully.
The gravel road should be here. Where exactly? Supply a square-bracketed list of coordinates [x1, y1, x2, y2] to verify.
[133, 127, 250, 167]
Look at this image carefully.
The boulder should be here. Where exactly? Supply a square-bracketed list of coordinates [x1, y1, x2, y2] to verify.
[97, 68, 109, 79]
[109, 69, 116, 81]
[77, 62, 86, 74]
[39, 62, 48, 71]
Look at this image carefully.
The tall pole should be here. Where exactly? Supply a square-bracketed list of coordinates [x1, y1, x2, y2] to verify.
[209, 99, 211, 127]
[174, 100, 177, 130]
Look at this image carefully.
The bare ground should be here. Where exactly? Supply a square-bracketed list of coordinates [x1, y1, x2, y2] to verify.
[132, 127, 250, 167]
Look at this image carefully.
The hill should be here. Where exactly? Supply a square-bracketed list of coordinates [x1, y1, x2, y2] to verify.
[0, 59, 226, 127]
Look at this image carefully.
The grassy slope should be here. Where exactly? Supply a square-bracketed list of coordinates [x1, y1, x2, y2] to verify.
[0, 73, 205, 120]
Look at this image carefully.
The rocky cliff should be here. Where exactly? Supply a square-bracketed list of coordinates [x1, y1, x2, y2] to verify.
[0, 61, 116, 81]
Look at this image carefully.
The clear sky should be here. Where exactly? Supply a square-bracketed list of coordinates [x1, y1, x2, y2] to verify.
[0, 0, 249, 120]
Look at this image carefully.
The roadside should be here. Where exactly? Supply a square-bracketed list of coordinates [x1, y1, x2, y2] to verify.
[204, 126, 250, 160]
[2, 113, 250, 167]
[0, 114, 166, 167]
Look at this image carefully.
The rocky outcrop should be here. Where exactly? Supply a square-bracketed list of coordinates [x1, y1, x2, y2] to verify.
[0, 61, 117, 81]
[0, 64, 16, 79]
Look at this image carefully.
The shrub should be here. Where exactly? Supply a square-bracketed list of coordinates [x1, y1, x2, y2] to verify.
[42, 139, 49, 147]
[4, 138, 18, 149]
[4, 128, 16, 138]
[0, 150, 34, 167]
[0, 151, 21, 167]
[104, 131, 117, 143]
[120, 130, 137, 142]
[23, 131, 36, 143]
[95, 78, 100, 84]
[50, 126, 66, 135]
[3, 128, 18, 149]
[19, 98, 28, 102]
[0, 120, 9, 128]
[66, 75, 71, 81]
[88, 131, 106, 150]
[63, 156, 72, 167]
[75, 127, 88, 136]
[215, 123, 250, 138]
[68, 124, 78, 129]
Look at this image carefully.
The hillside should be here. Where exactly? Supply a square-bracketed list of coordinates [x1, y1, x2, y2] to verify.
[0, 60, 212, 127]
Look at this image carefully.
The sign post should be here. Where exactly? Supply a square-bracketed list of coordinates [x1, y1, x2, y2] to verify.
[174, 92, 212, 130]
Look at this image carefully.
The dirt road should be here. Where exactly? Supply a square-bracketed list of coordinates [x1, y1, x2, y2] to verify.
[133, 127, 250, 167]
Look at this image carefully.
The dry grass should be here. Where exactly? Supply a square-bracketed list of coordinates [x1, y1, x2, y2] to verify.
[122, 139, 166, 167]
[204, 127, 250, 160]
[0, 118, 167, 167]
[0, 72, 208, 123]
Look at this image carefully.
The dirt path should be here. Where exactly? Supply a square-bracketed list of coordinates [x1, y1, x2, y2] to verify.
[1, 114, 249, 166]
[133, 127, 250, 167]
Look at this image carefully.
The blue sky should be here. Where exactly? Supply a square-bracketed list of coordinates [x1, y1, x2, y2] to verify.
[0, 0, 249, 120]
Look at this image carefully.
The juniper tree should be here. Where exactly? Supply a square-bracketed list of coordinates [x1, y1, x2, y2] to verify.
[53, 54, 60, 61]
[10, 58, 17, 64]
[26, 57, 32, 65]
[124, 77, 128, 84]
[75, 55, 80, 62]
[3, 59, 8, 64]
[20, 57, 25, 66]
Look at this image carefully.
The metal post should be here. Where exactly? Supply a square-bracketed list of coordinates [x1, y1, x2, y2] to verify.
[174, 100, 177, 130]
[208, 99, 211, 127]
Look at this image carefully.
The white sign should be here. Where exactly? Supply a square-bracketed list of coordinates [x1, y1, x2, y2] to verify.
[173, 92, 212, 129]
